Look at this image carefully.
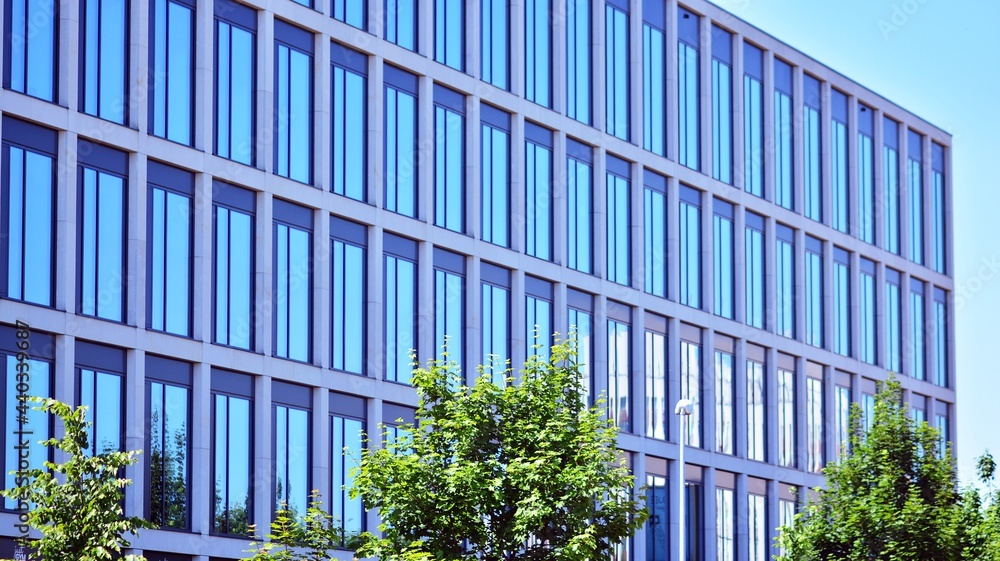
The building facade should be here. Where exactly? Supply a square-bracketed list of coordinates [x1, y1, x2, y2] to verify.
[0, 0, 954, 559]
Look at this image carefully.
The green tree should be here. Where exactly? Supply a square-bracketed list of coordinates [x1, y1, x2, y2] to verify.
[349, 339, 648, 561]
[776, 376, 974, 561]
[0, 397, 153, 561]
[243, 492, 352, 560]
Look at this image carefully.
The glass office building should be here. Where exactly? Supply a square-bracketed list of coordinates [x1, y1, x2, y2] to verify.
[0, 0, 954, 559]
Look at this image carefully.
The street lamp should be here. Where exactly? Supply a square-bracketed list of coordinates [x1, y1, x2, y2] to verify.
[674, 398, 694, 561]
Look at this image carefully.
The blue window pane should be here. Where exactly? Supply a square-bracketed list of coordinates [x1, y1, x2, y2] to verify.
[858, 133, 875, 244]
[715, 351, 734, 454]
[481, 0, 508, 89]
[910, 290, 925, 381]
[806, 377, 823, 472]
[743, 76, 763, 197]
[886, 280, 901, 372]
[216, 20, 255, 165]
[774, 92, 793, 209]
[526, 141, 552, 259]
[776, 239, 794, 338]
[608, 320, 630, 432]
[647, 475, 669, 561]
[274, 224, 312, 362]
[334, 0, 365, 28]
[680, 340, 701, 447]
[434, 269, 464, 370]
[642, 24, 665, 156]
[332, 240, 365, 374]
[524, 0, 550, 104]
[908, 157, 924, 264]
[481, 124, 510, 246]
[605, 4, 629, 140]
[932, 170, 946, 273]
[645, 330, 666, 439]
[527, 295, 553, 361]
[274, 405, 310, 516]
[745, 225, 764, 329]
[567, 158, 592, 273]
[860, 270, 877, 364]
[79, 369, 122, 455]
[606, 172, 630, 285]
[805, 250, 823, 347]
[384, 84, 417, 217]
[834, 262, 850, 356]
[678, 42, 699, 170]
[434, 0, 464, 70]
[482, 283, 510, 384]
[777, 369, 794, 467]
[435, 105, 465, 232]
[568, 308, 593, 401]
[333, 63, 367, 201]
[711, 59, 732, 183]
[385, 254, 416, 383]
[679, 201, 701, 308]
[5, 145, 54, 306]
[331, 415, 365, 543]
[832, 120, 849, 233]
[644, 188, 666, 297]
[148, 381, 189, 528]
[7, 0, 56, 100]
[214, 394, 252, 535]
[713, 213, 733, 319]
[152, 0, 194, 144]
[82, 0, 127, 123]
[884, 145, 900, 254]
[746, 360, 765, 461]
[804, 106, 821, 221]
[4, 358, 50, 509]
[215, 207, 254, 349]
[275, 43, 313, 184]
[150, 187, 192, 336]
[934, 300, 947, 386]
[80, 168, 125, 321]
[385, 0, 415, 50]
[566, 0, 590, 124]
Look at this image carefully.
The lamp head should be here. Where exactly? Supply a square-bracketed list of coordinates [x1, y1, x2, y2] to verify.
[674, 398, 694, 416]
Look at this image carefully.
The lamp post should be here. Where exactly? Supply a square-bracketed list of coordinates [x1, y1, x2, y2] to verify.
[674, 398, 693, 561]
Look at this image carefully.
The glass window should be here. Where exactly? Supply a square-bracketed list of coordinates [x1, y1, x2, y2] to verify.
[777, 367, 795, 468]
[645, 322, 667, 440]
[481, 0, 508, 89]
[806, 375, 823, 473]
[605, 1, 629, 140]
[526, 277, 553, 361]
[642, 4, 666, 156]
[779, 498, 795, 543]
[1, 119, 56, 307]
[273, 385, 310, 516]
[434, 85, 466, 233]
[910, 281, 926, 381]
[745, 212, 765, 329]
[214, 182, 255, 350]
[680, 187, 702, 309]
[711, 26, 732, 183]
[743, 43, 764, 198]
[526, 124, 553, 259]
[148, 163, 193, 337]
[774, 60, 793, 210]
[211, 371, 253, 536]
[274, 22, 313, 184]
[908, 131, 924, 265]
[833, 250, 850, 357]
[775, 226, 795, 339]
[685, 483, 704, 560]
[524, 0, 550, 105]
[3, 347, 51, 509]
[147, 359, 191, 529]
[567, 140, 593, 273]
[803, 75, 822, 222]
[334, 0, 364, 28]
[481, 106, 510, 247]
[434, 0, 464, 71]
[936, 414, 948, 458]
[384, 0, 415, 50]
[835, 385, 850, 461]
[385, 234, 418, 384]
[332, 217, 367, 375]
[606, 156, 630, 286]
[713, 200, 734, 319]
[81, 0, 128, 123]
[79, 368, 123, 455]
[150, 0, 194, 144]
[646, 473, 669, 560]
[831, 91, 849, 233]
[861, 392, 875, 434]
[884, 118, 900, 254]
[330, 393, 365, 545]
[482, 264, 510, 384]
[332, 44, 367, 201]
[434, 249, 465, 370]
[680, 338, 701, 448]
[747, 358, 765, 461]
[932, 144, 946, 273]
[384, 67, 418, 217]
[78, 142, 127, 322]
[608, 316, 631, 432]
[714, 350, 733, 455]
[4, 0, 57, 101]
[860, 258, 877, 365]
[805, 238, 823, 348]
[716, 487, 734, 561]
[934, 289, 948, 387]
[748, 493, 767, 561]
[677, 8, 699, 170]
[566, 0, 590, 124]
[644, 173, 667, 297]
[273, 200, 313, 362]
[568, 292, 594, 402]
[858, 105, 875, 244]
[215, 0, 256, 166]
[886, 270, 902, 373]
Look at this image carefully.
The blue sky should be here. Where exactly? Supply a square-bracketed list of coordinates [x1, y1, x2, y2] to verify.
[709, 0, 1000, 484]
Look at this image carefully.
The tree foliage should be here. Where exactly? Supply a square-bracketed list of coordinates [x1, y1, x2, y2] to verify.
[243, 492, 355, 561]
[0, 397, 153, 561]
[777, 376, 988, 561]
[349, 339, 648, 561]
